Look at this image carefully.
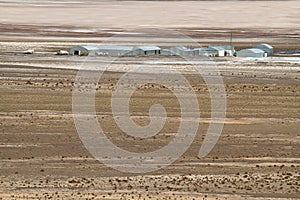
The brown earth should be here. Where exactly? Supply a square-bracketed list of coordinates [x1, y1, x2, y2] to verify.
[0, 57, 299, 199]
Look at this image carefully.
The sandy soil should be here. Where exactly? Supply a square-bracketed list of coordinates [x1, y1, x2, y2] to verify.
[0, 56, 299, 199]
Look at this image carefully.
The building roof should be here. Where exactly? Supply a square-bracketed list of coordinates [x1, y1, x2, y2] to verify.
[81, 45, 134, 51]
[238, 48, 265, 54]
[134, 46, 161, 51]
[209, 46, 234, 51]
[80, 46, 103, 51]
[253, 43, 273, 49]
[79, 45, 161, 52]
[195, 47, 218, 52]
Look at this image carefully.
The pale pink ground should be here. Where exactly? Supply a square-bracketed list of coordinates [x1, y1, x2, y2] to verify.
[0, 1, 299, 29]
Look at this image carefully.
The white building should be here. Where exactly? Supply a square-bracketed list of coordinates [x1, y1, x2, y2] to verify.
[208, 46, 235, 57]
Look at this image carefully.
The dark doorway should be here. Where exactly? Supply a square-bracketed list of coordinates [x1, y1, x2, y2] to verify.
[74, 50, 80, 55]
[144, 51, 147, 55]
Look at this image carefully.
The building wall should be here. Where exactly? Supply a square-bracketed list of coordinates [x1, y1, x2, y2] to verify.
[224, 50, 234, 56]
[140, 50, 158, 55]
[95, 49, 135, 56]
[217, 50, 225, 57]
[236, 49, 266, 57]
[196, 48, 218, 57]
[161, 49, 172, 56]
[132, 46, 161, 55]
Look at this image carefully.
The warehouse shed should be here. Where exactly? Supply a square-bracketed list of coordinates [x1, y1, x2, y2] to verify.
[70, 46, 99, 56]
[236, 48, 267, 58]
[69, 45, 161, 56]
[69, 45, 135, 56]
[253, 43, 273, 56]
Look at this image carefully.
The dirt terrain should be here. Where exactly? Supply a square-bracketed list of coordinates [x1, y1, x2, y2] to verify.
[0, 56, 299, 199]
[0, 1, 300, 199]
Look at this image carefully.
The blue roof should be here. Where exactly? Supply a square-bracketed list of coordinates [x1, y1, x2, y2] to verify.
[239, 48, 265, 54]
[195, 47, 218, 51]
[209, 46, 234, 51]
[77, 45, 162, 51]
[81, 45, 134, 51]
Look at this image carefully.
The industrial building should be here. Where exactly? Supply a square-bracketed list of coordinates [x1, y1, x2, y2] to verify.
[253, 43, 273, 56]
[69, 45, 161, 56]
[69, 45, 236, 57]
[69, 44, 275, 58]
[236, 48, 267, 58]
[69, 45, 133, 56]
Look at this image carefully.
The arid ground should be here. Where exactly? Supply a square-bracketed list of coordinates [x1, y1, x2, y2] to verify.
[0, 1, 300, 199]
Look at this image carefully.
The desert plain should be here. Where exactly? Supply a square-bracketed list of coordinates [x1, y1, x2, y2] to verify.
[0, 1, 300, 199]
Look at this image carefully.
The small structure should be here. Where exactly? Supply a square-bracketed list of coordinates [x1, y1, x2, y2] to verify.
[253, 43, 273, 56]
[23, 49, 34, 54]
[208, 46, 235, 57]
[56, 50, 69, 55]
[236, 48, 267, 58]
